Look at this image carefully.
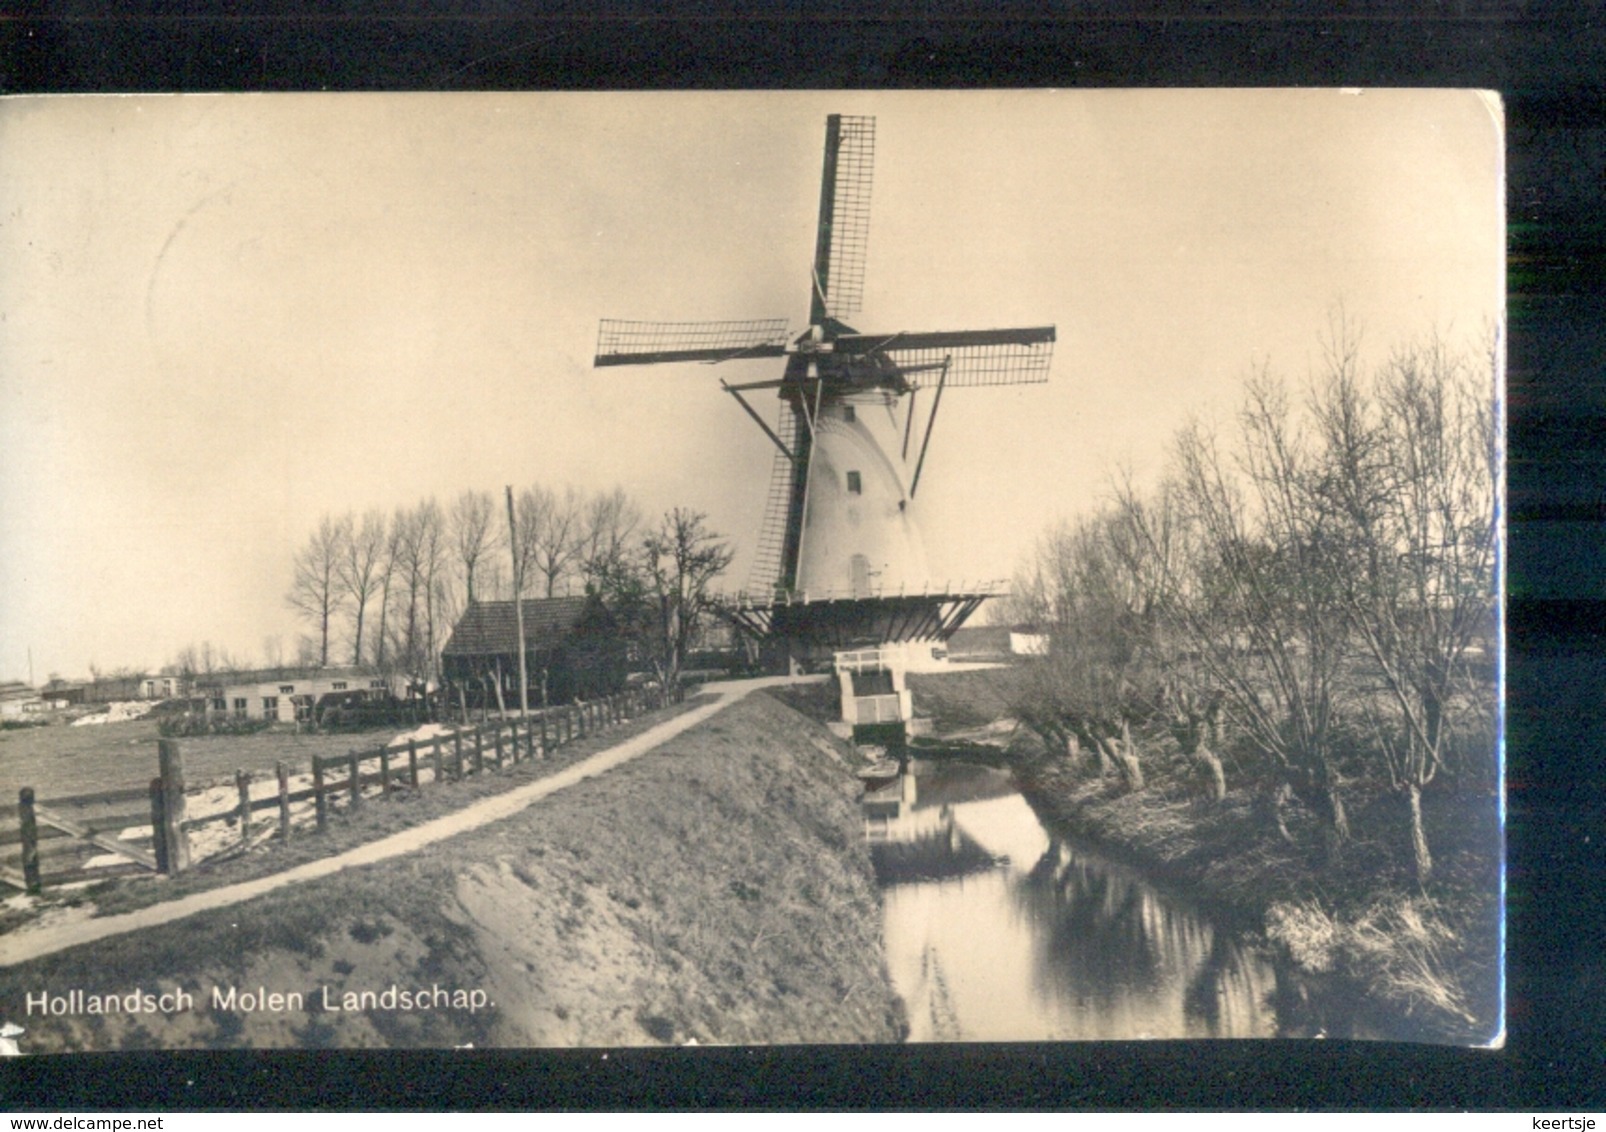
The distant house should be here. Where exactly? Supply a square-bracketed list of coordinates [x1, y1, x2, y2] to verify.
[203, 669, 401, 725]
[38, 680, 86, 707]
[1008, 627, 1050, 656]
[78, 673, 191, 703]
[0, 682, 42, 719]
[441, 595, 628, 707]
[140, 675, 188, 700]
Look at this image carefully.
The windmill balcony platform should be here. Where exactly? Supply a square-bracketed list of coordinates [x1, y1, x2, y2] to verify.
[718, 581, 1009, 670]
[719, 581, 1008, 651]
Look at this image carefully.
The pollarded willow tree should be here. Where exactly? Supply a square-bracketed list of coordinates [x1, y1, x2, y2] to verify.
[1008, 511, 1171, 794]
[1303, 332, 1498, 882]
[1021, 327, 1499, 875]
[1112, 400, 1357, 857]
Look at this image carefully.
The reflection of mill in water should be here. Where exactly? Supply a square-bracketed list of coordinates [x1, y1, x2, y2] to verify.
[862, 761, 1015, 886]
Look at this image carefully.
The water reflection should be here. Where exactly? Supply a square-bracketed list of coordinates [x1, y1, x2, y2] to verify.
[866, 759, 1366, 1042]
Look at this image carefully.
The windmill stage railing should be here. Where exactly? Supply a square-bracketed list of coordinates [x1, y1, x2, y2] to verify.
[721, 578, 1011, 609]
[716, 580, 1010, 648]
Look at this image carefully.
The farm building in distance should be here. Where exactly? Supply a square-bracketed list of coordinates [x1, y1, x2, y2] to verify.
[0, 682, 42, 719]
[441, 595, 628, 708]
[38, 679, 87, 707]
[199, 668, 402, 725]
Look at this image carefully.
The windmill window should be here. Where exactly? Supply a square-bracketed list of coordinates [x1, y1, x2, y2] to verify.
[846, 471, 862, 494]
[262, 696, 279, 718]
[843, 405, 856, 422]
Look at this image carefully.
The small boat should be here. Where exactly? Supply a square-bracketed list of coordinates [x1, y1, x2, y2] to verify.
[856, 758, 902, 791]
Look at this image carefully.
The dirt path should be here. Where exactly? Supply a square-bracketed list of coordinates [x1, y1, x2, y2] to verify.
[0, 676, 813, 968]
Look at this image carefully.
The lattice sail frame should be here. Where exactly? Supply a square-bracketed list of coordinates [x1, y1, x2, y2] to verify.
[820, 115, 875, 321]
[594, 318, 790, 366]
[746, 400, 802, 593]
[883, 338, 1055, 389]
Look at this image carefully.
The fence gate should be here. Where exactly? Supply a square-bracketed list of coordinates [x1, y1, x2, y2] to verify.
[4, 785, 164, 895]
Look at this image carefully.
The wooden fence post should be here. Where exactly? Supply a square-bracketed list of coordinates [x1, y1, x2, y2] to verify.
[149, 779, 169, 875]
[431, 737, 443, 785]
[380, 746, 392, 795]
[19, 788, 42, 894]
[347, 752, 362, 810]
[539, 711, 549, 757]
[236, 769, 252, 844]
[408, 739, 420, 788]
[157, 739, 190, 873]
[276, 761, 291, 842]
[453, 732, 465, 780]
[473, 727, 485, 776]
[313, 757, 327, 830]
[493, 726, 504, 770]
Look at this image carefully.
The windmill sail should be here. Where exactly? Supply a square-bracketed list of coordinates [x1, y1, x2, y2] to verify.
[843, 327, 1057, 389]
[594, 318, 790, 367]
[811, 115, 875, 324]
[592, 113, 1056, 654]
[747, 400, 804, 595]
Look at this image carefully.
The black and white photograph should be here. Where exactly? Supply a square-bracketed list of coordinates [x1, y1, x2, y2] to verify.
[0, 90, 1503, 1052]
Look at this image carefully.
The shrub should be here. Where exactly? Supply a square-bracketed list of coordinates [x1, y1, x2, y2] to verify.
[158, 715, 271, 738]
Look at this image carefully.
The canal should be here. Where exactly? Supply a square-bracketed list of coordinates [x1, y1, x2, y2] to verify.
[863, 756, 1385, 1042]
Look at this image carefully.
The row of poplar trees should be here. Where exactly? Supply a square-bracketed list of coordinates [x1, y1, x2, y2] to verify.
[285, 486, 732, 695]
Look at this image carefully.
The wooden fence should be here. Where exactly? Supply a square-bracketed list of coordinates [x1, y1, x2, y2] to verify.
[3, 684, 669, 894]
[0, 784, 162, 894]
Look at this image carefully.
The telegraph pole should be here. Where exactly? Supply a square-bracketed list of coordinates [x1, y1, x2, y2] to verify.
[505, 486, 530, 718]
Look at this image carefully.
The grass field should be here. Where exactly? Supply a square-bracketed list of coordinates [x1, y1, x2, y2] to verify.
[0, 716, 430, 804]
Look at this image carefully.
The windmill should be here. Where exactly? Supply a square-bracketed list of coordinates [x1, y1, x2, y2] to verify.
[594, 114, 1055, 665]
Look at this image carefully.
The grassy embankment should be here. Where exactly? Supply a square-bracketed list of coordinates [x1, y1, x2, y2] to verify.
[906, 666, 1502, 1045]
[3, 691, 902, 1050]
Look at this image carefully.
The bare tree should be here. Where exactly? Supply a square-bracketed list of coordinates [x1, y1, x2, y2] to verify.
[593, 509, 733, 693]
[170, 644, 199, 683]
[1306, 333, 1498, 882]
[578, 487, 642, 587]
[449, 490, 498, 606]
[388, 501, 448, 689]
[373, 510, 403, 668]
[287, 514, 348, 667]
[1007, 511, 1165, 794]
[1129, 394, 1353, 860]
[511, 487, 549, 599]
[330, 509, 388, 666]
[533, 485, 586, 597]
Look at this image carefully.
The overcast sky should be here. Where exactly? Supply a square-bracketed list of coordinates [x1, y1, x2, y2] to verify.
[0, 90, 1502, 682]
